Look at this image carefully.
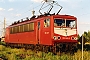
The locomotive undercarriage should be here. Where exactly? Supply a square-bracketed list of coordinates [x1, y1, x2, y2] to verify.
[6, 42, 77, 55]
[54, 43, 78, 54]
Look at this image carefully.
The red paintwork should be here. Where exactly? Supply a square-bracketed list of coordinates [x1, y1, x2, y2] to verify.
[5, 14, 78, 46]
[52, 15, 78, 44]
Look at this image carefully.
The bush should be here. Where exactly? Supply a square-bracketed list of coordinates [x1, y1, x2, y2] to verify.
[0, 45, 6, 51]
[0, 45, 90, 60]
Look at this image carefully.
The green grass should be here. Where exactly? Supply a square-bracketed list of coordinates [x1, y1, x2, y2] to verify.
[0, 45, 90, 60]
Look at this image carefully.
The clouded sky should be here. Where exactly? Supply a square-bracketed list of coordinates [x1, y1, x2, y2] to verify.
[0, 0, 90, 36]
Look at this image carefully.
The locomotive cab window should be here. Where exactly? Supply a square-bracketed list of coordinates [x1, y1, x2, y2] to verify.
[54, 19, 65, 27]
[44, 19, 50, 27]
[66, 20, 76, 28]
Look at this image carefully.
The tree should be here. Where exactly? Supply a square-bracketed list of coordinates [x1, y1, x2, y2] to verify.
[78, 31, 90, 44]
[83, 31, 88, 42]
[87, 31, 90, 42]
[77, 34, 80, 40]
[78, 36, 87, 45]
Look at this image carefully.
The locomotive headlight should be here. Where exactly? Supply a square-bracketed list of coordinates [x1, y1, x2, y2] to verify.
[58, 36, 60, 40]
[53, 36, 57, 40]
[72, 36, 77, 40]
[53, 36, 60, 40]
[74, 37, 77, 40]
[72, 36, 74, 40]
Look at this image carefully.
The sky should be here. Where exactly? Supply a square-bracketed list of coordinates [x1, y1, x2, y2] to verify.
[0, 0, 90, 36]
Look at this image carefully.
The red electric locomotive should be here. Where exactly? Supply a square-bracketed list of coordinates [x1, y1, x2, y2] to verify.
[5, 1, 78, 53]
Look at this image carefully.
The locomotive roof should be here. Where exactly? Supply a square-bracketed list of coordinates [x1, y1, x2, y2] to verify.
[9, 14, 77, 27]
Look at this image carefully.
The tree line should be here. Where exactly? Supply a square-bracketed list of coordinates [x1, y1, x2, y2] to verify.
[78, 31, 90, 44]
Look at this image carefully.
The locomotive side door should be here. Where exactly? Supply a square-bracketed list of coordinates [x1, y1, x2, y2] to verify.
[37, 21, 40, 44]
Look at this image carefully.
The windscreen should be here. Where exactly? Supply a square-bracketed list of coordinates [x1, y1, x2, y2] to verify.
[54, 19, 76, 28]
[66, 20, 76, 28]
[54, 19, 65, 26]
